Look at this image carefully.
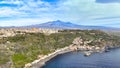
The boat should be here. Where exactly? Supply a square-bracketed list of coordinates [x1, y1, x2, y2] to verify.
[84, 52, 91, 56]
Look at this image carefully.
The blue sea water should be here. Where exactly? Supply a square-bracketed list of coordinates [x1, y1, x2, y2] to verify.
[43, 48, 120, 68]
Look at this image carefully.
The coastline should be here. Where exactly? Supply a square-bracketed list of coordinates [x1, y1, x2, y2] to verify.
[24, 46, 73, 68]
[24, 45, 118, 68]
[24, 37, 119, 68]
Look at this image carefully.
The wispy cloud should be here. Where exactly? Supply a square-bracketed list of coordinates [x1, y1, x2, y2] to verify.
[0, 18, 53, 26]
[96, 0, 120, 3]
[93, 16, 120, 20]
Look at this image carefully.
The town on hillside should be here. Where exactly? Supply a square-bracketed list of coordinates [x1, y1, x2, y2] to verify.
[0, 28, 58, 38]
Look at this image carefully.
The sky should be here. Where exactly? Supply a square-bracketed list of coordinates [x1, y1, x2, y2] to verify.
[0, 0, 120, 28]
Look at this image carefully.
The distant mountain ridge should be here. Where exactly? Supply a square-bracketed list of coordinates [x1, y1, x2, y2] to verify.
[25, 20, 120, 31]
[25, 20, 80, 29]
[0, 20, 120, 31]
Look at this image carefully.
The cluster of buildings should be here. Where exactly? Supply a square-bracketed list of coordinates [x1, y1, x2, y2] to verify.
[0, 28, 59, 38]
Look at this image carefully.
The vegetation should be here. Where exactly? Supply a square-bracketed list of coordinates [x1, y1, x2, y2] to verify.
[105, 30, 120, 37]
[0, 30, 120, 68]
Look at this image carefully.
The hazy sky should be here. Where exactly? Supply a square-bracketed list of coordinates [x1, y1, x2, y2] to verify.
[0, 0, 120, 27]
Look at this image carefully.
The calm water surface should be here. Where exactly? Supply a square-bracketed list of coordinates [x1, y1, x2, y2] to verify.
[43, 48, 120, 68]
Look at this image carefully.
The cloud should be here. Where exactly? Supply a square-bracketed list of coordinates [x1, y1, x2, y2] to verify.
[96, 0, 120, 3]
[0, 3, 17, 7]
[0, 7, 24, 17]
[0, 0, 120, 27]
[0, 18, 53, 26]
[93, 16, 120, 20]
[42, 0, 59, 3]
[0, 0, 54, 19]
[56, 0, 120, 26]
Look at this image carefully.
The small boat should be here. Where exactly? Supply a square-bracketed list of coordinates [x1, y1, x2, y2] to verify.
[84, 52, 91, 56]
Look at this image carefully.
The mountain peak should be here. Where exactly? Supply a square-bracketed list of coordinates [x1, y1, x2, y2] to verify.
[31, 20, 80, 29]
[26, 20, 120, 30]
[52, 20, 63, 23]
[45, 20, 72, 26]
[55, 20, 62, 22]
[49, 20, 65, 24]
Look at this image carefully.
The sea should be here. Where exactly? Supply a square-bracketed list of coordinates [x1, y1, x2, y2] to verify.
[43, 48, 120, 68]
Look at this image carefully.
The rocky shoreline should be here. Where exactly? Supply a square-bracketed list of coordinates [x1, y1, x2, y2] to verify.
[24, 37, 119, 68]
[24, 46, 73, 68]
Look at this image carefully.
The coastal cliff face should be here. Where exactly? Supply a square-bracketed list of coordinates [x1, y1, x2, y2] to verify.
[0, 29, 120, 68]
